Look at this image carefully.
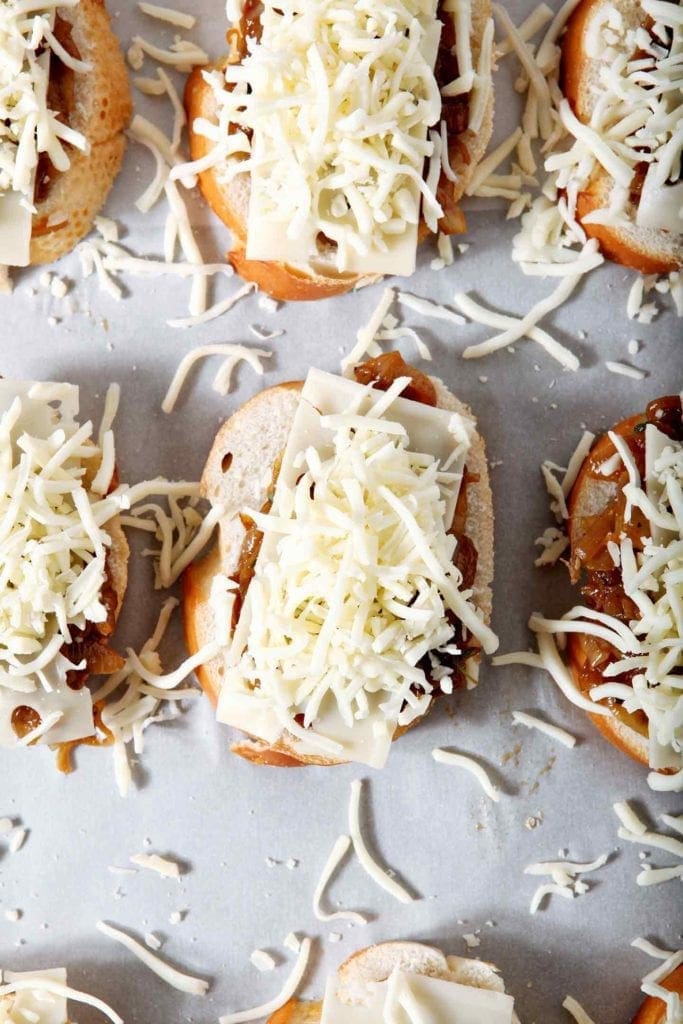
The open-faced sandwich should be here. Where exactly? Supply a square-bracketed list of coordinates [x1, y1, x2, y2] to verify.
[0, 0, 131, 276]
[0, 967, 121, 1023]
[0, 380, 128, 752]
[558, 0, 682, 273]
[183, 352, 497, 768]
[265, 941, 516, 1024]
[180, 0, 495, 299]
[530, 396, 682, 781]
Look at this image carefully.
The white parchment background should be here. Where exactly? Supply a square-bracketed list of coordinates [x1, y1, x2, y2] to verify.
[0, 0, 681, 1022]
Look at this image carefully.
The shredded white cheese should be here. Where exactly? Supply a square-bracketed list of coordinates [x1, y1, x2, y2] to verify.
[130, 852, 182, 878]
[96, 921, 209, 995]
[512, 711, 577, 749]
[432, 747, 501, 801]
[162, 344, 272, 413]
[348, 779, 414, 904]
[563, 996, 597, 1024]
[313, 834, 367, 925]
[531, 425, 683, 770]
[219, 938, 312, 1024]
[178, 0, 448, 274]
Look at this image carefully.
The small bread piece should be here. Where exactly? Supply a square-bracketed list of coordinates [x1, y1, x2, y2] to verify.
[266, 942, 506, 1022]
[560, 0, 683, 274]
[184, 0, 494, 300]
[182, 373, 494, 766]
[29, 0, 132, 265]
[632, 966, 683, 1024]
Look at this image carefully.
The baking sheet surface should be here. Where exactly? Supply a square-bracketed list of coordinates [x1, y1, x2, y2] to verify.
[0, 1, 681, 1022]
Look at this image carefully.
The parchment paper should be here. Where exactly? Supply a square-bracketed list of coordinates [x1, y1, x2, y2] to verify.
[0, 1, 681, 1022]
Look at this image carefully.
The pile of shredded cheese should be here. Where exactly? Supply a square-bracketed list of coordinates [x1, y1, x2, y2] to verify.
[531, 422, 683, 782]
[509, 0, 679, 268]
[0, 382, 219, 787]
[0, 0, 88, 204]
[227, 377, 497, 753]
[490, 0, 681, 317]
[0, 384, 121, 721]
[184, 0, 445, 271]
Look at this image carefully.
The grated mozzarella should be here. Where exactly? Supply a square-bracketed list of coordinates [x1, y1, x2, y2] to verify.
[531, 426, 683, 770]
[0, 1, 88, 267]
[312, 834, 368, 925]
[563, 996, 597, 1024]
[219, 938, 312, 1024]
[130, 852, 182, 878]
[632, 938, 676, 960]
[348, 779, 414, 903]
[177, 0, 454, 275]
[512, 710, 577, 748]
[432, 747, 500, 801]
[96, 921, 209, 995]
[161, 344, 272, 413]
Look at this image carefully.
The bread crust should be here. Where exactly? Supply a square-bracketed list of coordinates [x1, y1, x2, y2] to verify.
[265, 942, 506, 1022]
[29, 0, 132, 265]
[560, 0, 682, 273]
[182, 375, 494, 767]
[632, 966, 683, 1024]
[185, 1, 494, 299]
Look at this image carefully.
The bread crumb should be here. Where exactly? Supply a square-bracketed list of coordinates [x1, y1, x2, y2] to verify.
[5, 909, 21, 922]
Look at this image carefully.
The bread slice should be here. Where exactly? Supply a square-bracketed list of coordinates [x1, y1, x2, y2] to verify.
[29, 0, 132, 266]
[182, 372, 494, 766]
[560, 0, 683, 274]
[565, 408, 668, 769]
[184, 0, 494, 300]
[632, 965, 683, 1024]
[266, 941, 507, 1023]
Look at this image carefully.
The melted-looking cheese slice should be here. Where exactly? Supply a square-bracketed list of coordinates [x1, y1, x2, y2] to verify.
[320, 969, 515, 1023]
[216, 368, 497, 768]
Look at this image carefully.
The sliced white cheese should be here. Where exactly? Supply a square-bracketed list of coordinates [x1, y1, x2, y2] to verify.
[217, 368, 481, 768]
[2, 969, 67, 1024]
[320, 969, 515, 1024]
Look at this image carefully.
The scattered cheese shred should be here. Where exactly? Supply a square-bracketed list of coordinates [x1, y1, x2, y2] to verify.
[96, 921, 210, 995]
[512, 711, 577, 749]
[563, 996, 597, 1024]
[130, 853, 182, 878]
[432, 748, 500, 802]
[313, 835, 367, 925]
[348, 779, 414, 904]
[219, 938, 312, 1024]
[162, 345, 272, 413]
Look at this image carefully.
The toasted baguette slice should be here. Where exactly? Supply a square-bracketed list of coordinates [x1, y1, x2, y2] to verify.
[28, 0, 132, 266]
[267, 941, 507, 1023]
[561, 0, 683, 274]
[632, 966, 683, 1024]
[565, 399, 681, 770]
[184, 0, 494, 300]
[182, 374, 494, 766]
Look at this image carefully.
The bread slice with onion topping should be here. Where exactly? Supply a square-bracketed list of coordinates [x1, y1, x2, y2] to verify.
[183, 353, 496, 767]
